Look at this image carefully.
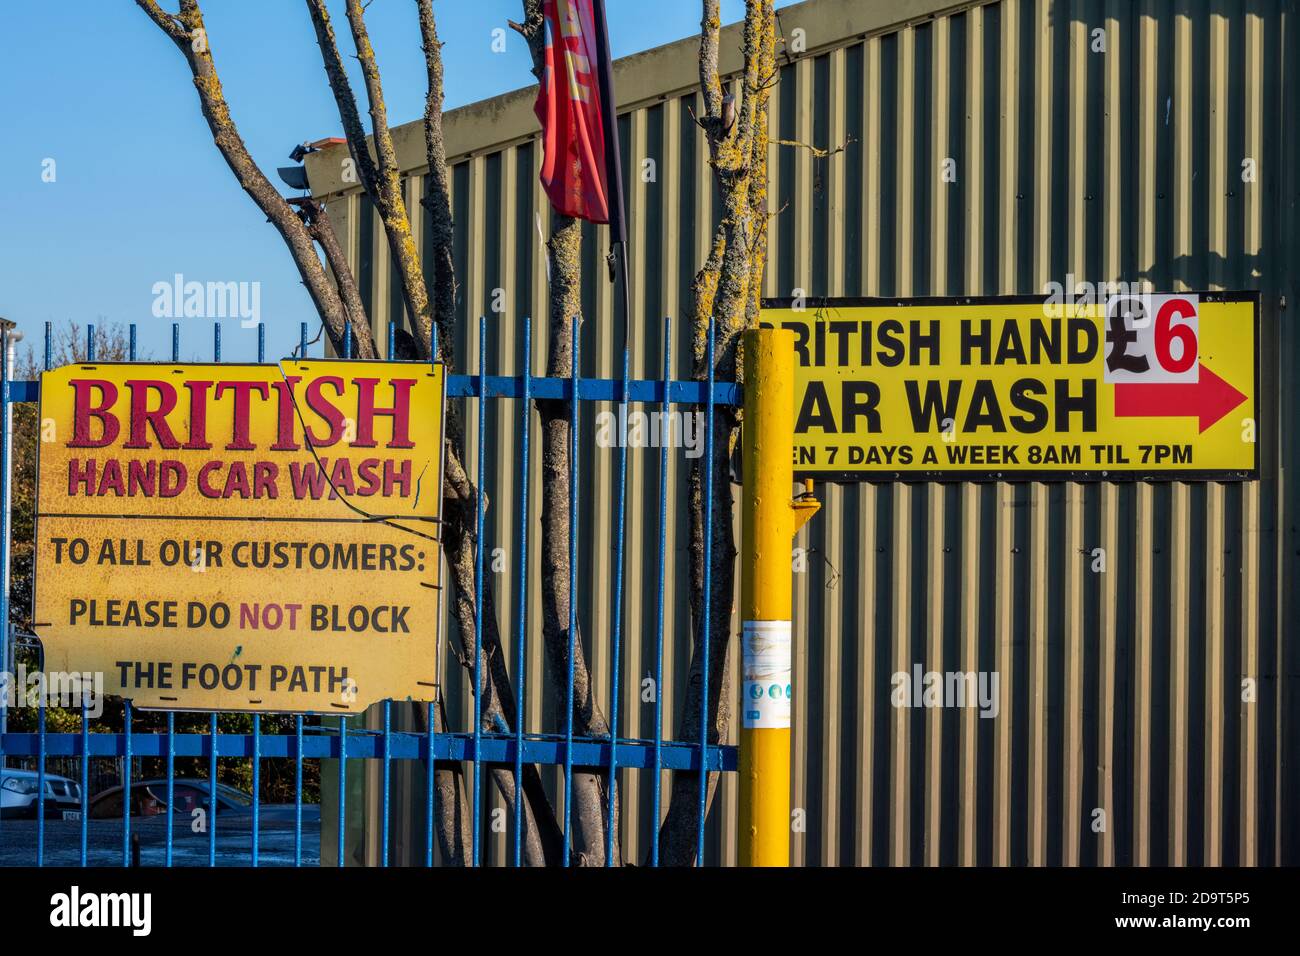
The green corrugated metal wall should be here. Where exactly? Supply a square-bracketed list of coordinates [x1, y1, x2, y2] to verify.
[309, 0, 1299, 866]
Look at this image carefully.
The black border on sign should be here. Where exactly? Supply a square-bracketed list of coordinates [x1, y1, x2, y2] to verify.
[759, 292, 1263, 484]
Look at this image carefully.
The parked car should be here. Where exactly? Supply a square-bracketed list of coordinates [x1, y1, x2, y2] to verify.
[0, 767, 83, 820]
[89, 779, 318, 824]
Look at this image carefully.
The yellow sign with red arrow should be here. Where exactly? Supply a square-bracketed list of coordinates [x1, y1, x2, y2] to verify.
[761, 293, 1258, 481]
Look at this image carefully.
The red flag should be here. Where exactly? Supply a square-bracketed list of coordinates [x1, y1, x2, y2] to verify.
[535, 0, 612, 223]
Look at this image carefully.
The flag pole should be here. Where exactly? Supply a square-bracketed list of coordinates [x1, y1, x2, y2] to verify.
[590, 0, 630, 355]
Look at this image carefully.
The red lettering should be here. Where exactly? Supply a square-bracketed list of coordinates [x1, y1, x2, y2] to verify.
[159, 460, 187, 497]
[271, 377, 301, 451]
[124, 381, 180, 449]
[253, 461, 278, 499]
[304, 377, 346, 447]
[197, 461, 223, 498]
[184, 381, 214, 450]
[353, 378, 416, 448]
[97, 458, 125, 495]
[383, 459, 411, 497]
[288, 460, 330, 499]
[126, 459, 155, 496]
[222, 461, 250, 498]
[68, 380, 118, 448]
[68, 459, 96, 496]
[328, 457, 356, 497]
[356, 458, 380, 495]
[1155, 297, 1198, 374]
[214, 381, 270, 451]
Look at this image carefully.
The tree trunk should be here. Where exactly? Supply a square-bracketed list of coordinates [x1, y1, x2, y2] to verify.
[533, 217, 621, 866]
[513, 2, 622, 866]
[655, 0, 775, 867]
[309, 0, 566, 863]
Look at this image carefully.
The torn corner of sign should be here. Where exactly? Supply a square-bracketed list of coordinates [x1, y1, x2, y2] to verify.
[742, 620, 792, 730]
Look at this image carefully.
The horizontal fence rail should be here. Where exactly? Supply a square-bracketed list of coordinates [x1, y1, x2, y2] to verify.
[0, 316, 740, 867]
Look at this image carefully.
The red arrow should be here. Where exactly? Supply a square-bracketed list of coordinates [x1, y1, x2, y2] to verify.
[1114, 364, 1247, 433]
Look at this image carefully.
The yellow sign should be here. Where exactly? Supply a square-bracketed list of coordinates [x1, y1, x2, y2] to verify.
[761, 294, 1258, 480]
[33, 360, 444, 713]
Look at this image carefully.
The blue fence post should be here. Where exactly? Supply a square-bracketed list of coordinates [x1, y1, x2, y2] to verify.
[251, 713, 261, 867]
[651, 316, 671, 867]
[424, 323, 439, 869]
[294, 714, 304, 867]
[165, 711, 175, 867]
[513, 315, 531, 867]
[424, 701, 435, 867]
[79, 698, 89, 866]
[605, 331, 630, 866]
[0, 325, 12, 742]
[122, 701, 132, 866]
[36, 702, 45, 866]
[696, 315, 717, 866]
[381, 700, 391, 867]
[208, 712, 218, 867]
[563, 316, 580, 868]
[337, 715, 347, 868]
[472, 314, 486, 867]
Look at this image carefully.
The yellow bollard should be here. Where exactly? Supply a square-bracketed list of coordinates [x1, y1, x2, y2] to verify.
[738, 328, 818, 866]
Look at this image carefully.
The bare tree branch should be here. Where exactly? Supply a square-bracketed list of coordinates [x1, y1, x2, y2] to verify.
[699, 0, 723, 121]
[416, 0, 457, 362]
[342, 0, 435, 352]
[305, 0, 433, 356]
[508, 3, 545, 82]
[771, 135, 856, 159]
[136, 0, 187, 42]
[304, 0, 381, 197]
[288, 196, 370, 336]
[134, 0, 366, 361]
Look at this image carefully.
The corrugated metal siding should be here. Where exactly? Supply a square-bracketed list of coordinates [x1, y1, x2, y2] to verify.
[317, 0, 1299, 865]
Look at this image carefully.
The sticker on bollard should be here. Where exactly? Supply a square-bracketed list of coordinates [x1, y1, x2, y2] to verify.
[742, 620, 792, 729]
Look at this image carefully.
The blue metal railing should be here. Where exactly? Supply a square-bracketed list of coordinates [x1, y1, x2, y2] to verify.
[0, 317, 739, 867]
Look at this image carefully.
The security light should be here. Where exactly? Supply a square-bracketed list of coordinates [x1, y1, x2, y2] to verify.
[277, 165, 310, 191]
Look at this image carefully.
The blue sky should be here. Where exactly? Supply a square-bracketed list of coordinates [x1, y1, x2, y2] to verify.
[0, 0, 794, 363]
